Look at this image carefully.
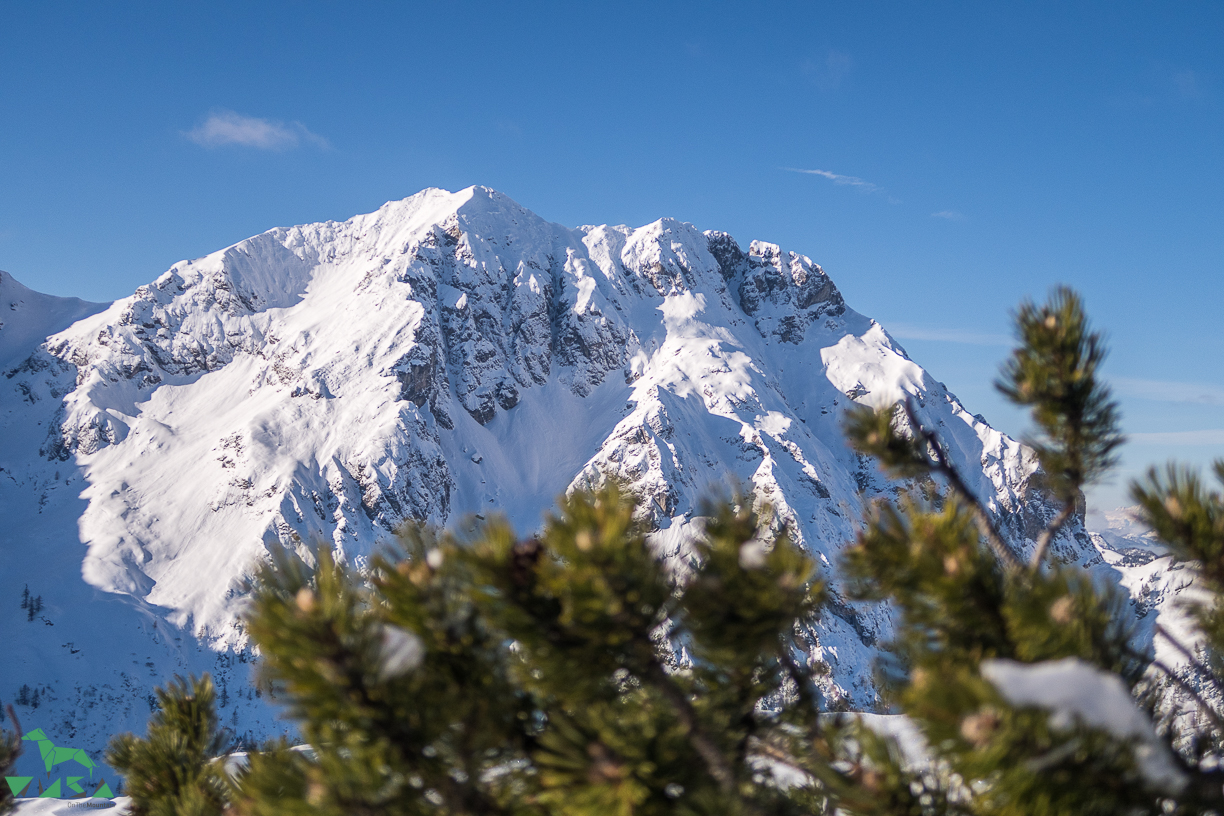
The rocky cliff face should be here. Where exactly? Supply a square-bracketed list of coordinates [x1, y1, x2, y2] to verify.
[0, 186, 1094, 764]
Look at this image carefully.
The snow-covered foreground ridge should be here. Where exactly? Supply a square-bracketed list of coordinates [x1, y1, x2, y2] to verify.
[0, 186, 1091, 762]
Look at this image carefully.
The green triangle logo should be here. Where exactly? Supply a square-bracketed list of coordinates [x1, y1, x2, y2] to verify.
[94, 781, 114, 799]
[5, 777, 32, 797]
[39, 778, 62, 798]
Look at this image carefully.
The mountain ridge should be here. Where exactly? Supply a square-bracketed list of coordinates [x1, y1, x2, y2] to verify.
[0, 186, 1095, 769]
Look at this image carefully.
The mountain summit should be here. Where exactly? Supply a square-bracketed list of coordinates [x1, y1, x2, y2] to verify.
[0, 186, 1090, 758]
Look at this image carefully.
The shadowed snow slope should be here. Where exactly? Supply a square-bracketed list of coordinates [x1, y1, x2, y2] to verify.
[0, 271, 107, 371]
[0, 186, 1094, 770]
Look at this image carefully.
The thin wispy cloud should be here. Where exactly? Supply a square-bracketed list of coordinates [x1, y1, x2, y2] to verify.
[496, 119, 523, 137]
[1128, 429, 1224, 445]
[785, 167, 880, 194]
[1113, 376, 1224, 406]
[824, 50, 852, 87]
[802, 49, 853, 91]
[886, 323, 1011, 346]
[1173, 69, 1205, 101]
[185, 110, 330, 150]
[931, 210, 966, 221]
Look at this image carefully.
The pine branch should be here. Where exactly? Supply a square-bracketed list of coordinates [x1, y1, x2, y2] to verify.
[312, 625, 507, 816]
[902, 398, 1023, 572]
[643, 652, 768, 816]
[1179, 773, 1224, 812]
[644, 659, 739, 795]
[733, 692, 762, 773]
[778, 643, 857, 800]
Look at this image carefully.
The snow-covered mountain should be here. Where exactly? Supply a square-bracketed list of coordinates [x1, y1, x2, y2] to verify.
[0, 186, 1095, 770]
[1088, 509, 1205, 671]
[0, 271, 107, 372]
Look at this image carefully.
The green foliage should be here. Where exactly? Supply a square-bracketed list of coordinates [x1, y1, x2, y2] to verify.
[682, 499, 821, 668]
[225, 740, 309, 816]
[110, 285, 1224, 816]
[1132, 462, 1224, 587]
[846, 494, 1135, 676]
[844, 496, 1011, 668]
[837, 286, 1224, 815]
[842, 405, 931, 481]
[1133, 462, 1224, 682]
[106, 674, 229, 816]
[996, 285, 1123, 502]
[227, 484, 839, 816]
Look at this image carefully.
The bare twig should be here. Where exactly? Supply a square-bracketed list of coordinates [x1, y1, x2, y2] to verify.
[780, 645, 818, 712]
[5, 705, 22, 741]
[902, 398, 1023, 573]
[1156, 623, 1224, 698]
[1149, 657, 1224, 735]
[780, 645, 827, 746]
[748, 736, 816, 780]
[1029, 502, 1076, 572]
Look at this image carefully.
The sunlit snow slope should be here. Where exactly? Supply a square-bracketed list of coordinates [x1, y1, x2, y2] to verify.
[0, 187, 1096, 766]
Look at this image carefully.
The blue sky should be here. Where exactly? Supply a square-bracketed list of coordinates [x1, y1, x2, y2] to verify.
[2, 1, 1221, 510]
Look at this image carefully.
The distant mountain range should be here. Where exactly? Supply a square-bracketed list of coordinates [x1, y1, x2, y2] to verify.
[1, 186, 1143, 770]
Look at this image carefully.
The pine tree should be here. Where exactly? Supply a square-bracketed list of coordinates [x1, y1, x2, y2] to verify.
[228, 488, 830, 816]
[115, 285, 1224, 815]
[106, 675, 230, 816]
[835, 286, 1224, 814]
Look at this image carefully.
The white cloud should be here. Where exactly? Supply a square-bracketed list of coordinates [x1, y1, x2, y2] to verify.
[886, 323, 1010, 346]
[185, 110, 329, 150]
[931, 210, 965, 221]
[785, 167, 880, 193]
[1128, 430, 1224, 446]
[1113, 377, 1224, 406]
